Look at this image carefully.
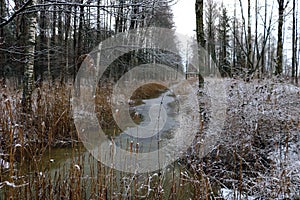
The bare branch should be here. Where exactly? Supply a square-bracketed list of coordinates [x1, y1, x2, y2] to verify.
[0, 0, 32, 28]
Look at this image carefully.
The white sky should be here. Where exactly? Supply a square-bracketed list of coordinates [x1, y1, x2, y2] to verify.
[171, 0, 264, 36]
[172, 0, 299, 66]
[172, 0, 196, 36]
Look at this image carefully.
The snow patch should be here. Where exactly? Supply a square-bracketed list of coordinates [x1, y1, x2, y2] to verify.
[221, 188, 256, 200]
[0, 158, 10, 169]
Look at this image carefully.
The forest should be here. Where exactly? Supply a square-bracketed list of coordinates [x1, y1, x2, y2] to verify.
[0, 0, 300, 199]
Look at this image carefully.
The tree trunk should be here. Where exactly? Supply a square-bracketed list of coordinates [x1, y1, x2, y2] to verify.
[22, 0, 37, 113]
[62, 5, 71, 84]
[97, 0, 101, 41]
[58, 8, 63, 84]
[261, 0, 267, 76]
[195, 0, 205, 48]
[0, 0, 5, 45]
[205, 0, 217, 63]
[247, 0, 252, 69]
[233, 0, 237, 72]
[75, 1, 84, 97]
[275, 0, 287, 75]
[292, 0, 297, 83]
[73, 5, 77, 82]
[115, 0, 124, 33]
[195, 0, 205, 87]
[47, 27, 51, 83]
[0, 0, 5, 77]
[38, 0, 47, 81]
[254, 0, 258, 77]
[50, 4, 57, 82]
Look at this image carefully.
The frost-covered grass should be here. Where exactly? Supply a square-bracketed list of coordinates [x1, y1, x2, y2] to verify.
[187, 77, 300, 199]
[0, 77, 299, 199]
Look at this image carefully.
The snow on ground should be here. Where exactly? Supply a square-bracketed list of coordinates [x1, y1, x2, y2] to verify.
[190, 77, 300, 198]
[221, 188, 256, 200]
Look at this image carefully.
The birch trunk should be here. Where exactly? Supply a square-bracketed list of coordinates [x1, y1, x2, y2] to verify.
[22, 0, 37, 113]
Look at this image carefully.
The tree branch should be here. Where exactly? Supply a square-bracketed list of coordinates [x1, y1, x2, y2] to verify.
[0, 0, 32, 28]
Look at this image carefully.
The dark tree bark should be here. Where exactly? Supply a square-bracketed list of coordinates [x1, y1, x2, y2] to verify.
[96, 0, 101, 41]
[275, 0, 288, 75]
[62, 5, 71, 84]
[115, 0, 124, 33]
[74, 0, 84, 97]
[247, 0, 252, 69]
[254, 0, 258, 76]
[58, 7, 64, 83]
[195, 0, 205, 48]
[205, 0, 217, 63]
[0, 0, 4, 44]
[261, 0, 268, 76]
[195, 0, 205, 87]
[233, 0, 237, 72]
[37, 0, 47, 81]
[130, 0, 138, 30]
[73, 4, 77, 82]
[50, 4, 57, 82]
[292, 0, 297, 84]
[218, 6, 231, 77]
[0, 0, 5, 77]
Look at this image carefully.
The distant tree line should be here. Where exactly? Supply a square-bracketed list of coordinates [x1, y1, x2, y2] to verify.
[195, 0, 299, 84]
[0, 0, 178, 83]
[0, 0, 180, 111]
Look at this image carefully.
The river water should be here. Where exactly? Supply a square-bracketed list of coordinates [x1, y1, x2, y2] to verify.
[40, 89, 194, 199]
[114, 90, 179, 153]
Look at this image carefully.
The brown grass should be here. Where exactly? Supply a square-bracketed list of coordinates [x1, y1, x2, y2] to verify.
[131, 83, 168, 100]
[1, 78, 299, 199]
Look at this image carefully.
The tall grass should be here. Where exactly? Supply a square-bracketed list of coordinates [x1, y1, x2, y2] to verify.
[0, 81, 194, 199]
[0, 78, 299, 199]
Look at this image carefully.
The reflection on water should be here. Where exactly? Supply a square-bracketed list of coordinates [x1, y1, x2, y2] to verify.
[42, 144, 193, 199]
[114, 90, 179, 153]
[38, 90, 193, 199]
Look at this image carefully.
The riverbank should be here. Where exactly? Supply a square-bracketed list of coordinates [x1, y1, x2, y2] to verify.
[187, 77, 300, 199]
[1, 78, 300, 199]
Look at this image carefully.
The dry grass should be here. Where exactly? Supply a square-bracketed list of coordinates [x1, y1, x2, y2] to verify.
[0, 78, 299, 199]
[131, 83, 168, 100]
[0, 80, 192, 200]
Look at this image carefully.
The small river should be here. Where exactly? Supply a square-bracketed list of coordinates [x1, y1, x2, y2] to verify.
[40, 89, 194, 199]
[46, 89, 180, 171]
[114, 90, 179, 153]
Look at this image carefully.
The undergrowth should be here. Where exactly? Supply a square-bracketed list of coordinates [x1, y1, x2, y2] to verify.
[0, 78, 299, 199]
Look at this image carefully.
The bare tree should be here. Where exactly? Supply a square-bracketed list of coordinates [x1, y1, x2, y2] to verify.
[205, 0, 217, 62]
[247, 0, 252, 70]
[195, 0, 205, 48]
[62, 4, 71, 84]
[218, 5, 231, 77]
[291, 0, 298, 84]
[0, 0, 178, 86]
[232, 0, 237, 72]
[232, 0, 275, 78]
[195, 0, 205, 87]
[261, 0, 268, 76]
[0, 0, 6, 77]
[275, 0, 289, 75]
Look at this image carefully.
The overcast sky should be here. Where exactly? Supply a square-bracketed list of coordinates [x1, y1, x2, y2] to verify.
[172, 0, 298, 64]
[172, 0, 196, 36]
[171, 0, 265, 36]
